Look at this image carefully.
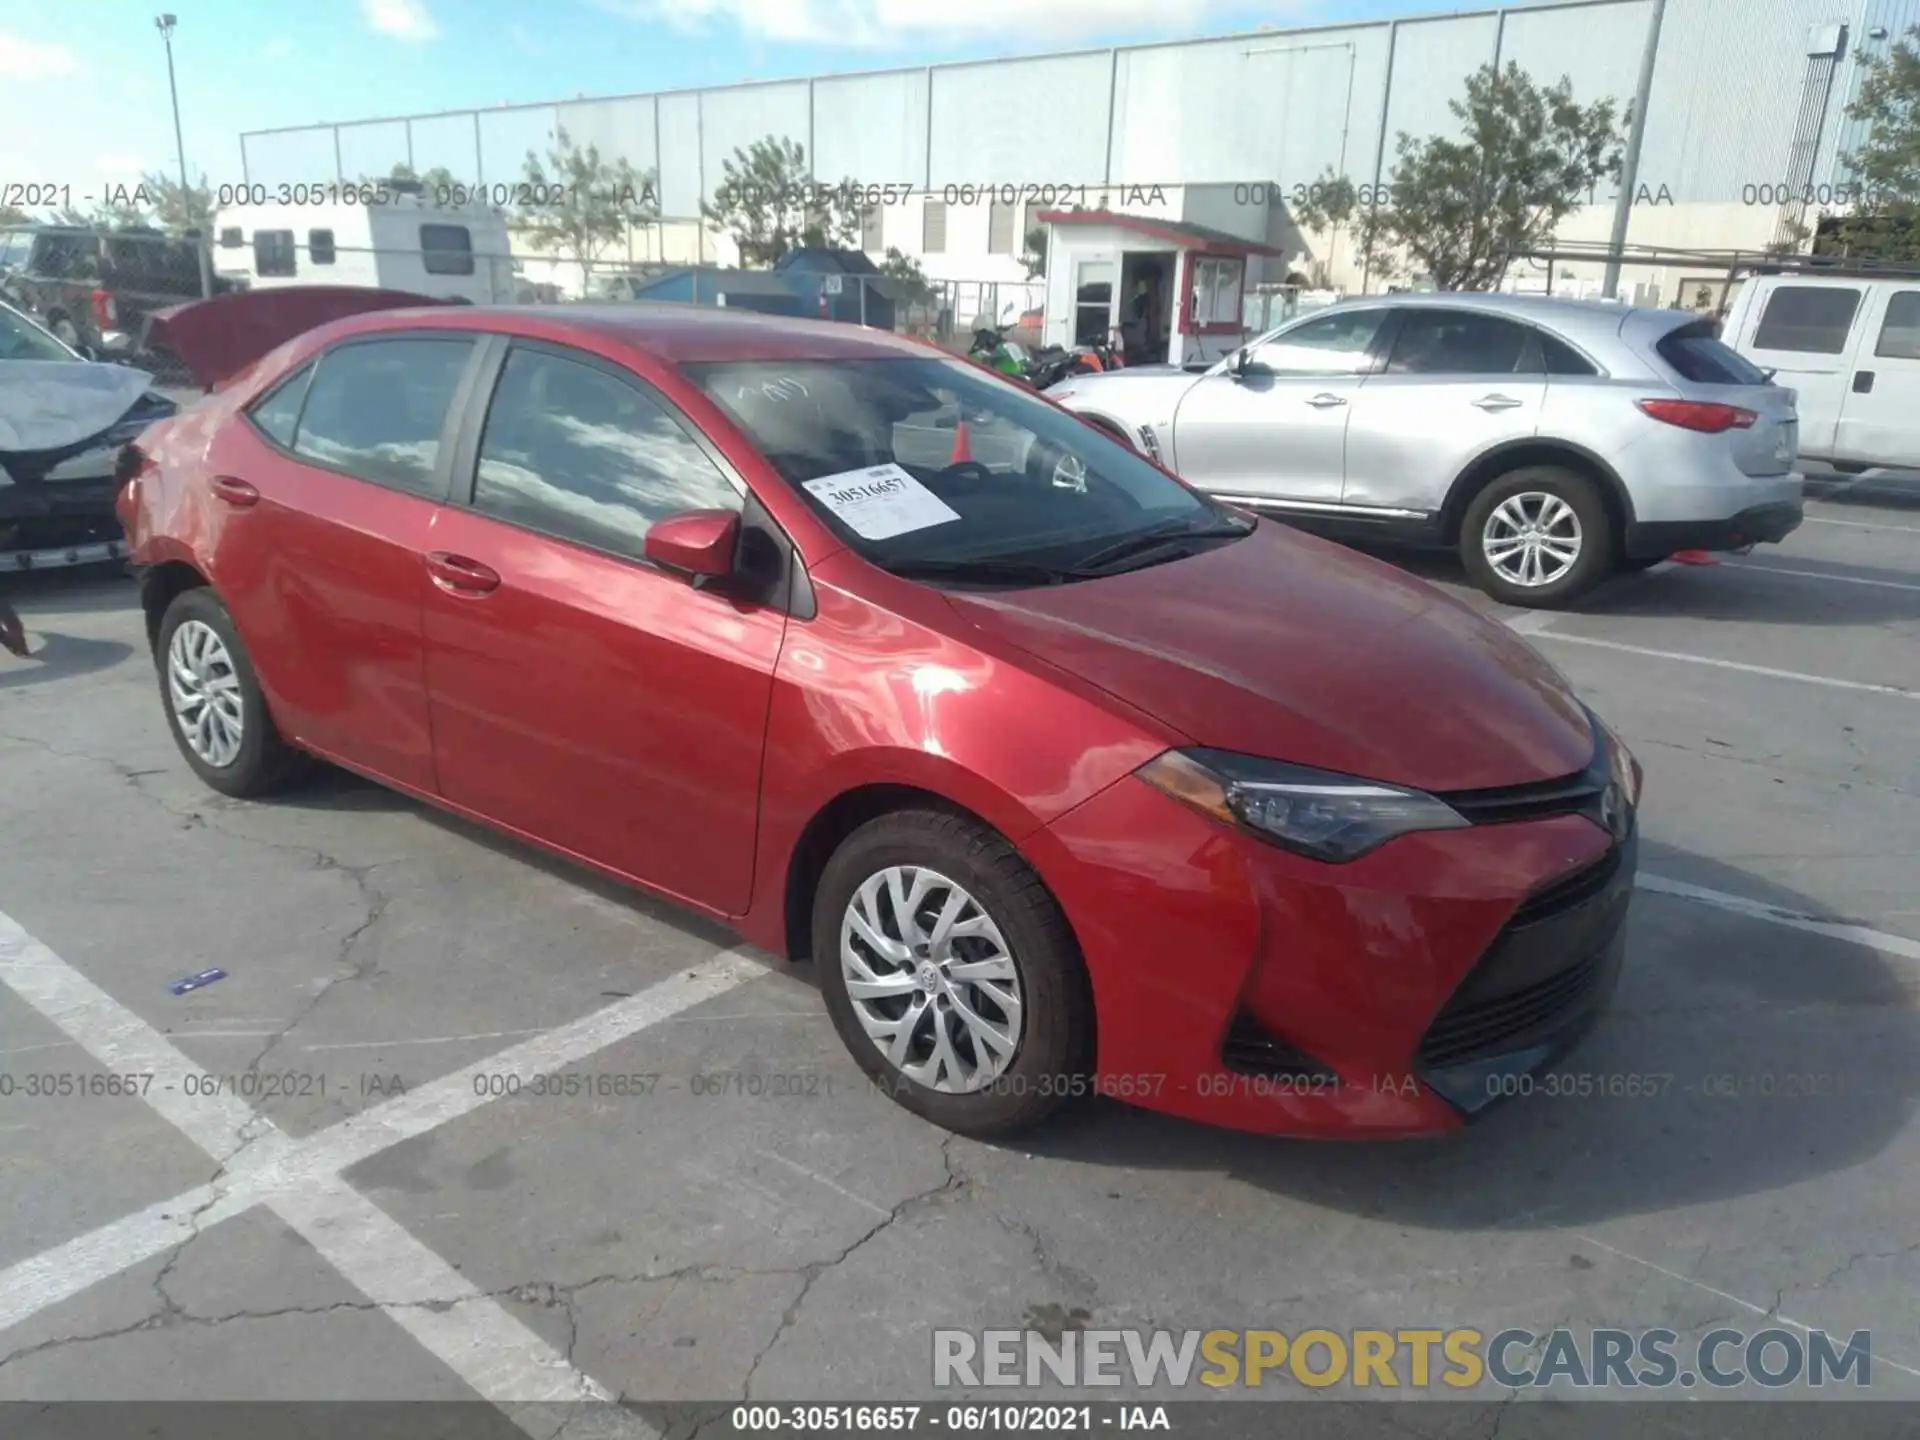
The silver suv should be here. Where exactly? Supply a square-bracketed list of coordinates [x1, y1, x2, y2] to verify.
[1048, 292, 1804, 607]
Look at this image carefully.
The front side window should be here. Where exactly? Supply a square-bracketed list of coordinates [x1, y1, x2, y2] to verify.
[473, 348, 742, 558]
[1386, 310, 1536, 374]
[687, 356, 1235, 582]
[1248, 307, 1385, 375]
[254, 230, 297, 278]
[1751, 286, 1860, 354]
[290, 338, 473, 497]
[420, 224, 474, 276]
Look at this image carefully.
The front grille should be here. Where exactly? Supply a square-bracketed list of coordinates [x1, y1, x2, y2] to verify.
[1417, 841, 1632, 1071]
[1440, 763, 1606, 826]
[1221, 1012, 1340, 1081]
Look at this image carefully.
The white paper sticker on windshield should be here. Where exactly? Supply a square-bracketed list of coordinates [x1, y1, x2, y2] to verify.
[803, 463, 962, 541]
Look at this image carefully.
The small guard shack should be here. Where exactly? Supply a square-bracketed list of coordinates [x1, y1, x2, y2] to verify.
[1038, 208, 1287, 370]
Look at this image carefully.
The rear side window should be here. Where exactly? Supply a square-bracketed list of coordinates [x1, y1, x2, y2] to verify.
[1385, 310, 1535, 374]
[247, 362, 315, 447]
[1539, 331, 1598, 376]
[290, 338, 474, 498]
[472, 347, 742, 558]
[1751, 286, 1859, 353]
[1874, 291, 1920, 359]
[420, 224, 474, 276]
[1658, 321, 1770, 385]
[254, 230, 297, 278]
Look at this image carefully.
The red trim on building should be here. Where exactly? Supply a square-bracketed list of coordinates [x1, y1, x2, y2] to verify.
[1035, 209, 1286, 258]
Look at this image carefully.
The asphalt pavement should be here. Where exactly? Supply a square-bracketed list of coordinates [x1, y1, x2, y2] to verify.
[0, 482, 1916, 1437]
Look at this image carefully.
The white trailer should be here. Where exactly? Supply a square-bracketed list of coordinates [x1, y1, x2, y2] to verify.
[211, 193, 515, 303]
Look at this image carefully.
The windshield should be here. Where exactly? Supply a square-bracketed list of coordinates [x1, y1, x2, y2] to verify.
[0, 302, 76, 363]
[685, 356, 1231, 579]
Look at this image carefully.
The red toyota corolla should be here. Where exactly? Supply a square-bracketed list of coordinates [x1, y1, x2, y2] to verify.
[117, 290, 1641, 1140]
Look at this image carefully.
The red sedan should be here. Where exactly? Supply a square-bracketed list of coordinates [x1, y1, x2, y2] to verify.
[118, 291, 1641, 1139]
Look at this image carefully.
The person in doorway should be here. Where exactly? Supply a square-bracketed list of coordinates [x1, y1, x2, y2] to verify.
[0, 598, 27, 658]
[1126, 263, 1166, 365]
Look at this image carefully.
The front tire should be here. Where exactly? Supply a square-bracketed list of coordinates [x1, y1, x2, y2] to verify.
[813, 809, 1091, 1138]
[1461, 465, 1615, 608]
[155, 588, 309, 798]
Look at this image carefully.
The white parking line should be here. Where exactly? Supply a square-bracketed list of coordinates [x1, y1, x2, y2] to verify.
[0, 906, 765, 1430]
[1723, 561, 1920, 593]
[1638, 874, 1920, 963]
[1804, 514, 1920, 533]
[1538, 633, 1920, 699]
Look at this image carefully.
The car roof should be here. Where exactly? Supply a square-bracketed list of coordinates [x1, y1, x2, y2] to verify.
[343, 302, 937, 365]
[1317, 289, 1671, 343]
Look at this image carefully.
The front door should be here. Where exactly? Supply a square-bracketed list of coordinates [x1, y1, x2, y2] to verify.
[422, 340, 787, 915]
[1834, 286, 1920, 468]
[1167, 306, 1389, 504]
[1341, 308, 1547, 515]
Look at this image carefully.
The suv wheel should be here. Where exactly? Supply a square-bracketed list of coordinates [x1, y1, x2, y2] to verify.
[1461, 466, 1614, 608]
[813, 809, 1091, 1138]
[155, 588, 310, 797]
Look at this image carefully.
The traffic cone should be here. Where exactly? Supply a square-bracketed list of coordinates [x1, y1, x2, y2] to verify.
[1670, 549, 1719, 566]
[950, 421, 973, 464]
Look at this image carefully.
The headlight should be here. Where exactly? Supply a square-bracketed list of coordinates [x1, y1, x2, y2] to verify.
[1136, 748, 1469, 863]
[1589, 709, 1642, 808]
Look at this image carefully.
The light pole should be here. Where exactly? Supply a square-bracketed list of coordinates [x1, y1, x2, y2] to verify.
[154, 13, 211, 296]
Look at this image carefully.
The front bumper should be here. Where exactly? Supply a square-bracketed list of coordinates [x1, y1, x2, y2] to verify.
[1623, 499, 1804, 560]
[0, 477, 128, 571]
[1025, 775, 1634, 1137]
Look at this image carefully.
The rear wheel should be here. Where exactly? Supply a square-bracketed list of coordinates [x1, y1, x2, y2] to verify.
[813, 809, 1091, 1138]
[155, 588, 310, 798]
[1460, 466, 1615, 608]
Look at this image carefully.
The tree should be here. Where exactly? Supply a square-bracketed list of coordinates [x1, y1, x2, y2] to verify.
[879, 245, 937, 306]
[140, 169, 214, 234]
[386, 161, 464, 198]
[1293, 61, 1622, 290]
[0, 203, 30, 226]
[1825, 26, 1920, 260]
[1020, 224, 1047, 279]
[511, 126, 660, 289]
[703, 135, 863, 267]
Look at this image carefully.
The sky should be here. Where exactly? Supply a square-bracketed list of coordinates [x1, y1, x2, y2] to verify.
[2, 0, 1490, 211]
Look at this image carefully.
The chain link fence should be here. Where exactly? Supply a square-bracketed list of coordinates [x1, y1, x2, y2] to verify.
[3, 224, 1050, 387]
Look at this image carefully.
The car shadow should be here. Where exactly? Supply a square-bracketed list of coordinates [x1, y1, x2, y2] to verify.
[1803, 471, 1920, 512]
[1011, 842, 1918, 1230]
[1571, 558, 1920, 625]
[255, 765, 744, 953]
[0, 567, 141, 689]
[0, 632, 134, 691]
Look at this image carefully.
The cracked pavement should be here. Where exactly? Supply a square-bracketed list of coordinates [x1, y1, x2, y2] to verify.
[0, 502, 1917, 1427]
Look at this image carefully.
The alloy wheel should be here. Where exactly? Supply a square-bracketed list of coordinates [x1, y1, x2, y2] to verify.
[839, 865, 1024, 1094]
[1482, 491, 1583, 589]
[167, 619, 245, 768]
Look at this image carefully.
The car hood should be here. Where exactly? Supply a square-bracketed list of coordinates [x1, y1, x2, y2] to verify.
[0, 359, 155, 451]
[149, 286, 455, 390]
[944, 522, 1594, 793]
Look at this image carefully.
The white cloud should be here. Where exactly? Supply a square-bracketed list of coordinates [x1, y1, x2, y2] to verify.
[591, 0, 1283, 46]
[93, 153, 153, 177]
[0, 32, 83, 78]
[361, 0, 439, 42]
[263, 35, 295, 59]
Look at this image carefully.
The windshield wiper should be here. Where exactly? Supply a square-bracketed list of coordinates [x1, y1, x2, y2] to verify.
[878, 557, 1084, 587]
[1073, 515, 1255, 573]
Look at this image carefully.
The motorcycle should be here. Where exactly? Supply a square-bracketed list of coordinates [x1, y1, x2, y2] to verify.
[970, 327, 1121, 391]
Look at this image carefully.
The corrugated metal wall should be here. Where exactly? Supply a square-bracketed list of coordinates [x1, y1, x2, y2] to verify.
[238, 0, 1882, 230]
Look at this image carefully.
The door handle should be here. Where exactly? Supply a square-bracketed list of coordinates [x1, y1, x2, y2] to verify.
[1853, 370, 1875, 393]
[1472, 394, 1525, 411]
[1305, 393, 1348, 408]
[424, 551, 501, 596]
[210, 475, 259, 507]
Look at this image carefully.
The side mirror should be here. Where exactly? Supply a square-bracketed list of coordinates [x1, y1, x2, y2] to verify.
[1229, 347, 1255, 379]
[645, 508, 741, 579]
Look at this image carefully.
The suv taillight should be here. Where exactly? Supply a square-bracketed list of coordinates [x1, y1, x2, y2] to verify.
[1637, 398, 1757, 432]
[90, 288, 116, 327]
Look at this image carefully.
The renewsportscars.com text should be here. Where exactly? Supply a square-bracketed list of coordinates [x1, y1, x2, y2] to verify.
[933, 1326, 1874, 1391]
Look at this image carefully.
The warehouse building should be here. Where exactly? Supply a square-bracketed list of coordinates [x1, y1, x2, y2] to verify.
[237, 0, 1920, 320]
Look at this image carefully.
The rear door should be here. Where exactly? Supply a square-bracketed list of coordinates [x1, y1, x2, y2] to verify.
[421, 339, 787, 914]
[200, 333, 483, 791]
[1340, 308, 1546, 514]
[1727, 280, 1862, 458]
[1650, 318, 1800, 475]
[1168, 306, 1389, 505]
[1833, 285, 1920, 468]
